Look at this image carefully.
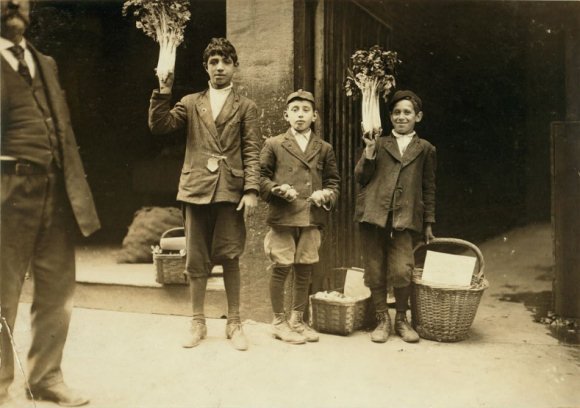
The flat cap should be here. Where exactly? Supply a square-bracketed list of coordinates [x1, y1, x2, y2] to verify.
[286, 89, 315, 106]
[388, 90, 423, 111]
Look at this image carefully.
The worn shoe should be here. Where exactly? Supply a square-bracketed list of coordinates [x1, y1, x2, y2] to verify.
[226, 322, 249, 351]
[272, 313, 306, 344]
[28, 382, 89, 407]
[395, 312, 420, 343]
[370, 310, 392, 343]
[182, 320, 207, 348]
[288, 310, 319, 342]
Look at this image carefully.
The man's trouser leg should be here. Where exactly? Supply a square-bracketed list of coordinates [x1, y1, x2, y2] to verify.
[1, 172, 76, 390]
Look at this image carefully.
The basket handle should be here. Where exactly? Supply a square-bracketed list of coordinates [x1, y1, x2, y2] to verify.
[413, 237, 485, 281]
[160, 227, 185, 240]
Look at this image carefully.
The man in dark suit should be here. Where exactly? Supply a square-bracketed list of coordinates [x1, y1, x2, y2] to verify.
[0, 0, 100, 405]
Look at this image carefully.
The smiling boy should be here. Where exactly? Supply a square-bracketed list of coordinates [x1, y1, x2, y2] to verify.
[354, 90, 436, 344]
[148, 38, 261, 351]
[260, 89, 340, 344]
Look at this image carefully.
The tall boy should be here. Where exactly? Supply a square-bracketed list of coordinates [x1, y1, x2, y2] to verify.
[149, 38, 261, 351]
[260, 90, 340, 344]
[354, 90, 436, 344]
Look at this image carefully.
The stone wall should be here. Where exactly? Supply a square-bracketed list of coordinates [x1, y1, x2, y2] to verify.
[227, 0, 297, 320]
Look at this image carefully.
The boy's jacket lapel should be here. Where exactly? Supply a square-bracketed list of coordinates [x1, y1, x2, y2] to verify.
[304, 134, 322, 164]
[383, 136, 402, 162]
[281, 130, 310, 167]
[214, 91, 240, 130]
[196, 91, 219, 142]
[401, 137, 423, 167]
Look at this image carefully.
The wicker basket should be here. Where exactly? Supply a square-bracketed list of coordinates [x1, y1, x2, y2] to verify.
[153, 228, 187, 285]
[411, 238, 489, 342]
[309, 294, 371, 336]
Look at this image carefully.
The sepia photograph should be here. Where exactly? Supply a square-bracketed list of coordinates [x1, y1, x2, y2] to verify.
[1, 0, 579, 407]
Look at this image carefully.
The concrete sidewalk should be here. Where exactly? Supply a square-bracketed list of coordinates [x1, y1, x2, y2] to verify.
[3, 223, 580, 408]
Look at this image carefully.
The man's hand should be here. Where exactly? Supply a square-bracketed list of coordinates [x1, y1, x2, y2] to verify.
[271, 184, 298, 202]
[158, 70, 174, 94]
[424, 223, 435, 244]
[236, 191, 258, 218]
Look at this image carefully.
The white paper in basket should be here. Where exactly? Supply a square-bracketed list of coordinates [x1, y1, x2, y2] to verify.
[343, 267, 371, 298]
[421, 250, 477, 287]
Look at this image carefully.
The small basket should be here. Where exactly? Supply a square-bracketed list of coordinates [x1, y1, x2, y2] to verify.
[153, 228, 187, 285]
[309, 294, 371, 336]
[411, 238, 489, 342]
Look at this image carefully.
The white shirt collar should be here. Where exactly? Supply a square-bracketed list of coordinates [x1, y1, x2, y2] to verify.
[291, 128, 312, 139]
[0, 37, 27, 51]
[208, 81, 233, 93]
[392, 130, 416, 139]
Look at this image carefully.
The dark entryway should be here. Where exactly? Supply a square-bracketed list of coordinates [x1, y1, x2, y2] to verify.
[27, 0, 227, 243]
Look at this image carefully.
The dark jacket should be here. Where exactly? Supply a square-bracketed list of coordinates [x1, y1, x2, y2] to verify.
[149, 88, 261, 204]
[1, 44, 101, 237]
[260, 129, 340, 227]
[354, 133, 436, 232]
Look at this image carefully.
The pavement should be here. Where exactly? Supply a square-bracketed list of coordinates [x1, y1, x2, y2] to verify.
[2, 222, 580, 408]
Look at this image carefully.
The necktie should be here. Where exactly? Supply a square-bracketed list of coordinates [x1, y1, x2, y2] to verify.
[9, 45, 32, 85]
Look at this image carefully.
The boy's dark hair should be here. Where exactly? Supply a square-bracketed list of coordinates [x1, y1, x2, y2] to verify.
[388, 90, 422, 113]
[203, 38, 239, 67]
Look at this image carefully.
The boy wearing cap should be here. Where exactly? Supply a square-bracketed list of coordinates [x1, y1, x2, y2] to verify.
[149, 38, 261, 351]
[260, 89, 341, 344]
[354, 90, 436, 343]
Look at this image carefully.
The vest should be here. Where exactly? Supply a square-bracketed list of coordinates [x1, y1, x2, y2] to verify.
[1, 58, 62, 168]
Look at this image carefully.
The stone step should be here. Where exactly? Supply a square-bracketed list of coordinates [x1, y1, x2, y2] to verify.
[20, 246, 227, 318]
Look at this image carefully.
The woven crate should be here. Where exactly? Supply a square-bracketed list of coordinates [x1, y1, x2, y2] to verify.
[309, 294, 371, 336]
[153, 252, 187, 285]
[411, 238, 489, 342]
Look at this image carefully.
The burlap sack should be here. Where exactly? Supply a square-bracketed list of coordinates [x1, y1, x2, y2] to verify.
[117, 206, 182, 263]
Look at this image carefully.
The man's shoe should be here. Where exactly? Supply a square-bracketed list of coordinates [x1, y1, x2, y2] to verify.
[370, 311, 392, 343]
[395, 312, 420, 343]
[288, 310, 319, 342]
[28, 383, 89, 407]
[182, 320, 207, 348]
[226, 322, 248, 351]
[272, 313, 306, 344]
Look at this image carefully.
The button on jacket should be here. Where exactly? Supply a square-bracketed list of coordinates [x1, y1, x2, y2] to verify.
[260, 129, 341, 227]
[354, 133, 436, 232]
[148, 88, 261, 204]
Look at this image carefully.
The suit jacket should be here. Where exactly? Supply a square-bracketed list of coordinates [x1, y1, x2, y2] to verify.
[260, 129, 341, 227]
[354, 133, 436, 233]
[0, 43, 101, 237]
[148, 88, 261, 204]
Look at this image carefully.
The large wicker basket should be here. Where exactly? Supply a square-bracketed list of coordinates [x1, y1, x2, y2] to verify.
[309, 294, 371, 336]
[411, 238, 489, 342]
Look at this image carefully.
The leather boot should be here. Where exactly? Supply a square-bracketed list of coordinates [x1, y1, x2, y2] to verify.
[182, 319, 207, 348]
[370, 310, 392, 343]
[395, 311, 420, 343]
[226, 322, 249, 351]
[272, 313, 306, 344]
[288, 310, 319, 342]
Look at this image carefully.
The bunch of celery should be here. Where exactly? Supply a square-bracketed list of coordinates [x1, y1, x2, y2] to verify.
[345, 45, 400, 134]
[123, 0, 191, 81]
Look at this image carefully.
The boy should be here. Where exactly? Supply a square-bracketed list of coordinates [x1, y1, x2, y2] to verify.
[354, 90, 436, 343]
[148, 38, 261, 351]
[260, 89, 341, 344]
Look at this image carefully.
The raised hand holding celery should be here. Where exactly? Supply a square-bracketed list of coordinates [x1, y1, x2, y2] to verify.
[344, 46, 400, 136]
[122, 0, 191, 82]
